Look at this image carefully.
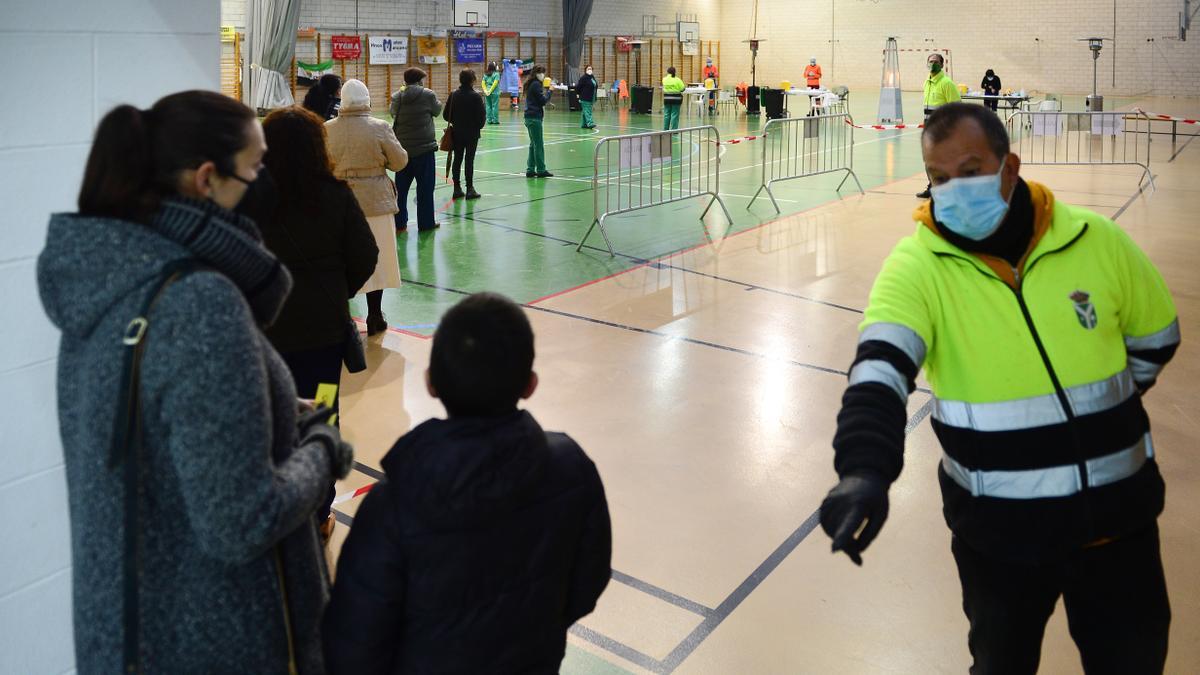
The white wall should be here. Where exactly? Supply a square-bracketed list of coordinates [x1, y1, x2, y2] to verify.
[717, 0, 1200, 97]
[0, 2, 221, 672]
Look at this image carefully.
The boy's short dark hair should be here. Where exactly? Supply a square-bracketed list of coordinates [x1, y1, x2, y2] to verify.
[459, 68, 476, 87]
[404, 67, 427, 85]
[923, 102, 1010, 160]
[430, 293, 535, 417]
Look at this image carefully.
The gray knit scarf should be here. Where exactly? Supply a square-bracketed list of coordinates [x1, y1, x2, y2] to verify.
[147, 197, 292, 327]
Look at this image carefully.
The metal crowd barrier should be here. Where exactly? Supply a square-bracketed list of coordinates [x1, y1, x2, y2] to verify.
[1007, 110, 1155, 190]
[577, 125, 733, 257]
[748, 113, 864, 214]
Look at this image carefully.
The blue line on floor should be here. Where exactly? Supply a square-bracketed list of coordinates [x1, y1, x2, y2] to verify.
[610, 570, 716, 618]
[403, 278, 853, 378]
[568, 624, 662, 672]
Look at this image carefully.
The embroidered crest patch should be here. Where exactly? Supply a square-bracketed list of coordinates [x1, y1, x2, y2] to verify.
[1070, 290, 1098, 329]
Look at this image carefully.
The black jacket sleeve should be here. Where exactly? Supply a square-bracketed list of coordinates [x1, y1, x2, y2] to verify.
[468, 92, 486, 130]
[831, 340, 916, 483]
[563, 460, 612, 627]
[442, 91, 453, 123]
[322, 482, 405, 674]
[339, 186, 378, 298]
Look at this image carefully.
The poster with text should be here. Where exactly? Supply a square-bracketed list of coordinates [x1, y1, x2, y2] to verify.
[331, 35, 362, 60]
[455, 38, 485, 63]
[368, 36, 408, 65]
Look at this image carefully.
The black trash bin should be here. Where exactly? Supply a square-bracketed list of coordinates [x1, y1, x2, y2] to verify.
[567, 86, 581, 111]
[746, 85, 761, 115]
[762, 88, 786, 120]
[631, 85, 654, 114]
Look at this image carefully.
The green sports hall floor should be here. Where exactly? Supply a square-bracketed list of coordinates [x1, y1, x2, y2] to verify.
[349, 91, 1088, 336]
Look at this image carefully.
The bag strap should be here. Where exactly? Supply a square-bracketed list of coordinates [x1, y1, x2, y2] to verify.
[112, 259, 201, 674]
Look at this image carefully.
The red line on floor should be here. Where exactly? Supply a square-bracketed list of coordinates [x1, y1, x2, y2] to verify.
[526, 170, 925, 306]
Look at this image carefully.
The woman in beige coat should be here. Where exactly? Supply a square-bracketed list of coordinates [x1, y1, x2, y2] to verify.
[326, 79, 409, 335]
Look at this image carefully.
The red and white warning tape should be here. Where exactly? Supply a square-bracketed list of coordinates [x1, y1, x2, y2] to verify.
[332, 481, 377, 506]
[1135, 110, 1199, 125]
[702, 134, 763, 145]
[845, 119, 923, 130]
[721, 135, 763, 145]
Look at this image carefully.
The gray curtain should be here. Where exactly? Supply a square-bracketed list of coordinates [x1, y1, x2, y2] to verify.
[562, 0, 594, 84]
[247, 0, 302, 110]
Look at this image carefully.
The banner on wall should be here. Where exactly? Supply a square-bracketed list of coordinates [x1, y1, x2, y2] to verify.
[681, 40, 699, 56]
[331, 35, 362, 60]
[615, 36, 634, 53]
[455, 38, 485, 63]
[417, 36, 448, 64]
[449, 29, 484, 38]
[368, 36, 408, 64]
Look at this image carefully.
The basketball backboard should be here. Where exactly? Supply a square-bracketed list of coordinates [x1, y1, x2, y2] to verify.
[454, 0, 489, 27]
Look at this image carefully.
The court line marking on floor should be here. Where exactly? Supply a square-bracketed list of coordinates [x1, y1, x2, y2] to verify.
[1168, 133, 1196, 162]
[336, 343, 936, 673]
[522, 170, 928, 309]
[381, 170, 924, 337]
[610, 570, 717, 618]
[573, 396, 936, 673]
[568, 624, 661, 672]
[1111, 174, 1158, 221]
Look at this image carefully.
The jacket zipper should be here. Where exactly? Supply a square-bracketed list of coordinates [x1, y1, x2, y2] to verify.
[935, 224, 1091, 489]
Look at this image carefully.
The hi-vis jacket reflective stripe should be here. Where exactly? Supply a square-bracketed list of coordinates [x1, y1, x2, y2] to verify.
[852, 182, 1178, 558]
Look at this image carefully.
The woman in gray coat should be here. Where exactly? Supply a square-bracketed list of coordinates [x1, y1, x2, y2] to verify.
[36, 90, 353, 674]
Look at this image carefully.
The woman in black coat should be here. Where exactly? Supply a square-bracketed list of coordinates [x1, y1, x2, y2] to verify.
[444, 68, 488, 200]
[260, 106, 379, 533]
[303, 73, 343, 120]
[576, 65, 598, 129]
[981, 69, 1002, 112]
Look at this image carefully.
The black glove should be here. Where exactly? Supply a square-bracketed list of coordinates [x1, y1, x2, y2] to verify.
[819, 472, 890, 566]
[297, 405, 336, 434]
[301, 424, 355, 480]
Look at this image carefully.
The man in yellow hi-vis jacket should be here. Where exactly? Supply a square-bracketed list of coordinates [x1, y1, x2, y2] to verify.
[917, 53, 961, 199]
[820, 103, 1178, 674]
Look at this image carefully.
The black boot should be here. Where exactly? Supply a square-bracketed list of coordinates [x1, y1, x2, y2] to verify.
[465, 185, 481, 199]
[452, 181, 465, 200]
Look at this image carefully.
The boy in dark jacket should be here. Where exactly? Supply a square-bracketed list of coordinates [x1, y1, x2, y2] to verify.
[323, 292, 612, 674]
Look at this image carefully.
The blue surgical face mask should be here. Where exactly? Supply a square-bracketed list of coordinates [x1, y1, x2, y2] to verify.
[930, 159, 1013, 241]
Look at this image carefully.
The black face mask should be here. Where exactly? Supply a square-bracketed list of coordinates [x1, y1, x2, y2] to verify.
[229, 168, 277, 225]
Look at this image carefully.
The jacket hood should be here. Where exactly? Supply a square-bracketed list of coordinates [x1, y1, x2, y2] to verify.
[380, 410, 549, 528]
[37, 213, 191, 338]
[399, 85, 427, 102]
[336, 103, 372, 115]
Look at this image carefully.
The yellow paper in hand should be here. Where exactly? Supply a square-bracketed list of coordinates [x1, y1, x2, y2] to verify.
[315, 383, 339, 426]
[543, 77, 553, 88]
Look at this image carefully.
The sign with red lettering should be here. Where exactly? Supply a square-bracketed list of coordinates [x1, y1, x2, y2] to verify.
[331, 35, 362, 60]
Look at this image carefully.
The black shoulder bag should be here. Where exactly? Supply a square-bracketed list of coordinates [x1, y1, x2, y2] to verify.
[111, 261, 301, 674]
[110, 260, 198, 673]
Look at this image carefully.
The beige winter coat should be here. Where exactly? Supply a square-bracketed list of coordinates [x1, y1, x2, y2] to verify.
[325, 104, 409, 217]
